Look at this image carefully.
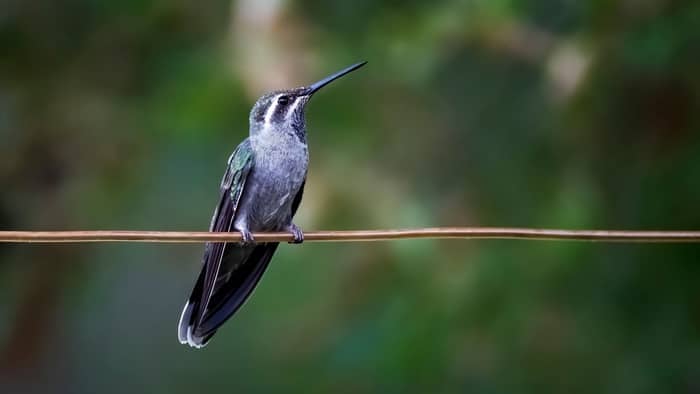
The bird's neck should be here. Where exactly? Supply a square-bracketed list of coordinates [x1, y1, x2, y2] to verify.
[251, 126, 307, 153]
[251, 124, 307, 148]
[250, 127, 309, 179]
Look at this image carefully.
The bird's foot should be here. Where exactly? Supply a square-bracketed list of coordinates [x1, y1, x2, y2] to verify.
[286, 223, 304, 244]
[238, 228, 255, 245]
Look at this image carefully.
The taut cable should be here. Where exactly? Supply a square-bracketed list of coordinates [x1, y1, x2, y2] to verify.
[0, 228, 699, 243]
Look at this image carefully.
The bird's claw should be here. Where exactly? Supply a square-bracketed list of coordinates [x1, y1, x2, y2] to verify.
[239, 229, 255, 245]
[287, 224, 304, 244]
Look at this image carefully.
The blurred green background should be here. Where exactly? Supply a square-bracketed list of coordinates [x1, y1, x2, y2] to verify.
[1, 0, 699, 392]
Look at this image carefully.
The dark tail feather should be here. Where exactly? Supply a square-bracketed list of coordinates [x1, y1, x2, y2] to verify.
[178, 296, 214, 348]
[178, 266, 211, 347]
[178, 242, 279, 348]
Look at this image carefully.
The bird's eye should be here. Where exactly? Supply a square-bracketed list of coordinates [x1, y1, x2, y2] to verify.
[277, 96, 290, 105]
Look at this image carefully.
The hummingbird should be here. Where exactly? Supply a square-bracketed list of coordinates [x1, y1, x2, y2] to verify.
[178, 61, 367, 348]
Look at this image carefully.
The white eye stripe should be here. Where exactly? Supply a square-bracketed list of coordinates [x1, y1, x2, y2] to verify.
[286, 96, 302, 119]
[263, 94, 281, 126]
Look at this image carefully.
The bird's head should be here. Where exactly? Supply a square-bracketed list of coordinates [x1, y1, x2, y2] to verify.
[249, 61, 367, 140]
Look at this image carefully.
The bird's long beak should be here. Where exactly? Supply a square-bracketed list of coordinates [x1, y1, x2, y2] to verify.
[304, 61, 367, 95]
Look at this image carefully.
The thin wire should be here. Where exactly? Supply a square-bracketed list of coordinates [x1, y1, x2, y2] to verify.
[0, 228, 699, 243]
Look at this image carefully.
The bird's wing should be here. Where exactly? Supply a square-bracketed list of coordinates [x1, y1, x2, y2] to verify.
[179, 138, 257, 347]
[197, 139, 255, 319]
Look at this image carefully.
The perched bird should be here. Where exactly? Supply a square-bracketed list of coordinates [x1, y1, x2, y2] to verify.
[178, 61, 367, 348]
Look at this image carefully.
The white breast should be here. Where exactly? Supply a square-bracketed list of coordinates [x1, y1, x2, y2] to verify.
[247, 131, 308, 228]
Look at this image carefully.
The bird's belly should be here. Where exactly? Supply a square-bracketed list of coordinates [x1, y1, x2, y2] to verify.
[245, 152, 307, 231]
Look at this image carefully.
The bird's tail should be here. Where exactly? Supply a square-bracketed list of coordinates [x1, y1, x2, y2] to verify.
[178, 300, 213, 348]
[178, 242, 279, 348]
[178, 264, 213, 348]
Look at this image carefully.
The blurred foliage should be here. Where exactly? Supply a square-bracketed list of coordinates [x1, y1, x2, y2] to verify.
[1, 0, 700, 393]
